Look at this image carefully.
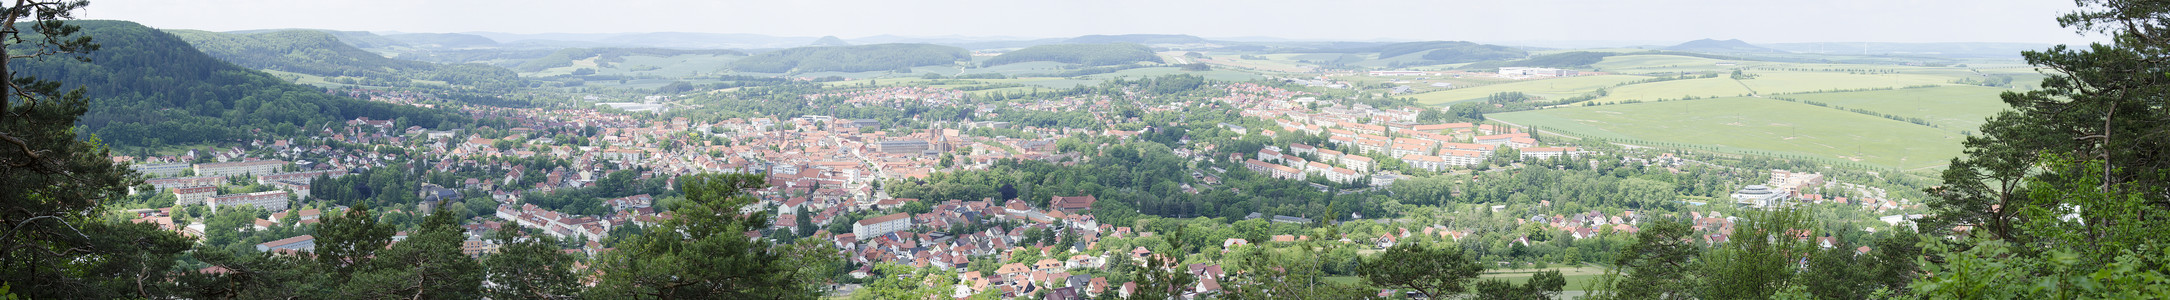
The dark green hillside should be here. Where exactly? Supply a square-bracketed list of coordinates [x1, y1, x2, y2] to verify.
[727, 43, 966, 73]
[168, 29, 523, 91]
[1375, 41, 1526, 63]
[983, 43, 1161, 66]
[14, 20, 465, 147]
[383, 33, 498, 48]
[514, 47, 748, 72]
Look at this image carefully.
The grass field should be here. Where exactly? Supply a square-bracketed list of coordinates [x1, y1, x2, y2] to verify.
[608, 54, 739, 77]
[1481, 274, 1603, 291]
[1591, 54, 1760, 74]
[1491, 97, 1966, 169]
[1781, 85, 2013, 132]
[1738, 71, 1958, 94]
[1198, 54, 1316, 73]
[1408, 75, 1649, 105]
[1588, 76, 1756, 103]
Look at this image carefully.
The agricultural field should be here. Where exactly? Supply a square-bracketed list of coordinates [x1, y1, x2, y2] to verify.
[1586, 76, 1756, 103]
[1490, 97, 1967, 170]
[1591, 54, 1760, 74]
[1736, 71, 1957, 94]
[603, 54, 741, 77]
[1079, 67, 1264, 82]
[986, 77, 1102, 89]
[1196, 54, 1317, 73]
[1780, 85, 2014, 132]
[958, 61, 1072, 76]
[1408, 75, 1650, 105]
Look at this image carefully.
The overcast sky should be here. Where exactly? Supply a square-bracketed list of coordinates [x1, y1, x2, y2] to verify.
[90, 0, 2098, 44]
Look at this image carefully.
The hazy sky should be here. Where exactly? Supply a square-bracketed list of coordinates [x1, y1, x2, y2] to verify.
[91, 0, 2097, 44]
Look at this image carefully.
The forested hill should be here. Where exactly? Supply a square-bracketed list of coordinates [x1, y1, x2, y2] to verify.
[14, 20, 466, 148]
[982, 43, 1162, 66]
[727, 43, 967, 73]
[1372, 41, 1527, 63]
[167, 29, 524, 91]
[513, 47, 748, 72]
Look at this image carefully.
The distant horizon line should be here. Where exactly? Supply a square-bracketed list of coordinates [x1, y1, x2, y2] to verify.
[208, 26, 2078, 46]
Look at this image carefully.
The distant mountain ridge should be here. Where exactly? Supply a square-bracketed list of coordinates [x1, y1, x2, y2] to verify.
[1665, 39, 1785, 53]
[1761, 42, 2053, 58]
[809, 36, 850, 46]
[384, 33, 499, 48]
[727, 44, 968, 73]
[1064, 34, 1207, 44]
[984, 43, 1163, 66]
[513, 47, 747, 72]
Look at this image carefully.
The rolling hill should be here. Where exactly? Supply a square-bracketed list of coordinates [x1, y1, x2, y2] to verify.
[1065, 34, 1206, 44]
[383, 33, 499, 48]
[319, 30, 409, 49]
[1665, 39, 1785, 53]
[809, 36, 850, 46]
[728, 44, 967, 73]
[983, 43, 1163, 67]
[167, 29, 524, 91]
[514, 47, 748, 72]
[18, 20, 467, 148]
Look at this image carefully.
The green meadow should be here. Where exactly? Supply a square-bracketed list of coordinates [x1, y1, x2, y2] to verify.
[1780, 85, 2014, 132]
[1491, 97, 1966, 170]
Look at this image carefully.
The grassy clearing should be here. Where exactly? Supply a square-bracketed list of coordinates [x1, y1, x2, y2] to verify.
[1409, 75, 1649, 105]
[1491, 97, 1965, 169]
[1780, 85, 2013, 132]
[1479, 274, 1603, 291]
